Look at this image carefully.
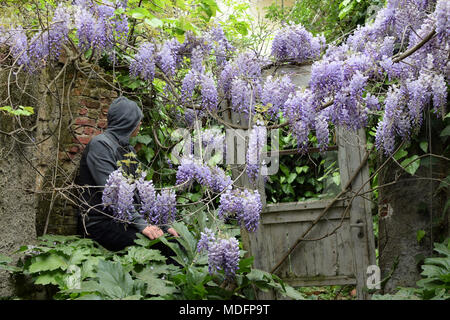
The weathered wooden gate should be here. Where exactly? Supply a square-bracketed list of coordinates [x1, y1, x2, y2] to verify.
[223, 64, 376, 299]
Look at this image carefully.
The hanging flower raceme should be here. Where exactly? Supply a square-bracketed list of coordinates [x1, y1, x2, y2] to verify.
[219, 51, 263, 113]
[196, 228, 216, 252]
[8, 26, 32, 71]
[271, 24, 325, 62]
[102, 169, 135, 221]
[261, 75, 296, 120]
[153, 189, 177, 225]
[246, 122, 267, 182]
[157, 38, 181, 76]
[29, 3, 70, 63]
[218, 186, 262, 232]
[130, 42, 156, 82]
[135, 172, 156, 223]
[176, 156, 231, 193]
[181, 70, 218, 111]
[205, 26, 235, 68]
[197, 229, 240, 280]
[283, 88, 318, 150]
[103, 169, 177, 225]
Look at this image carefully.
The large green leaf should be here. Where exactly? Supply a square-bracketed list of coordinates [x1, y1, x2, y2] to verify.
[34, 270, 65, 286]
[172, 221, 197, 260]
[159, 237, 188, 267]
[126, 246, 166, 265]
[96, 260, 139, 299]
[135, 270, 178, 297]
[28, 253, 69, 273]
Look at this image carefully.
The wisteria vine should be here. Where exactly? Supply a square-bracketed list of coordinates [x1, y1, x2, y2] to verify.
[1, 0, 448, 280]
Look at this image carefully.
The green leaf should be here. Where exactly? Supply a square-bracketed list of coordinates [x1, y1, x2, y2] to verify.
[393, 149, 408, 161]
[238, 256, 254, 274]
[0, 253, 12, 264]
[287, 173, 297, 184]
[159, 237, 188, 267]
[96, 260, 139, 299]
[0, 105, 34, 116]
[126, 246, 166, 265]
[129, 7, 152, 19]
[416, 230, 426, 243]
[232, 21, 249, 35]
[338, 0, 355, 19]
[136, 134, 152, 145]
[419, 141, 428, 153]
[280, 163, 290, 176]
[143, 145, 155, 162]
[400, 155, 420, 175]
[440, 125, 450, 137]
[332, 173, 340, 186]
[144, 17, 163, 28]
[34, 270, 65, 286]
[172, 221, 197, 259]
[28, 253, 69, 273]
[283, 286, 306, 300]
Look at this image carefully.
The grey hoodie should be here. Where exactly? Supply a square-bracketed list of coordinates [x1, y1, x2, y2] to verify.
[76, 96, 148, 232]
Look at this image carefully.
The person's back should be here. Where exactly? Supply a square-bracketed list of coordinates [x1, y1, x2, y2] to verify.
[75, 96, 174, 251]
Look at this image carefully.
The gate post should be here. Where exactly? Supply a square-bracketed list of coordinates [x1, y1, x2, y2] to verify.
[336, 127, 377, 299]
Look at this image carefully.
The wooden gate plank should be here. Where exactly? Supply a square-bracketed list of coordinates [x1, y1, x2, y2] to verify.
[337, 127, 376, 299]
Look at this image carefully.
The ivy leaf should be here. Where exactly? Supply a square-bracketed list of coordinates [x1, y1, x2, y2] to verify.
[440, 125, 450, 137]
[287, 173, 297, 184]
[400, 155, 420, 175]
[417, 230, 426, 243]
[419, 141, 428, 153]
[393, 149, 408, 161]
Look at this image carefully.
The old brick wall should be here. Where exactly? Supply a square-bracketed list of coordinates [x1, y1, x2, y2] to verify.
[36, 67, 118, 236]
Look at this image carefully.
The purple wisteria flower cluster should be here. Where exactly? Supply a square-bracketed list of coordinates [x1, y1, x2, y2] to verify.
[218, 186, 262, 232]
[219, 51, 264, 114]
[130, 42, 156, 82]
[181, 70, 219, 111]
[275, 0, 449, 154]
[197, 229, 240, 280]
[0, 0, 130, 72]
[74, 0, 129, 55]
[271, 24, 325, 62]
[1, 4, 70, 72]
[261, 75, 296, 119]
[102, 169, 135, 221]
[246, 123, 267, 182]
[176, 156, 232, 193]
[102, 169, 177, 225]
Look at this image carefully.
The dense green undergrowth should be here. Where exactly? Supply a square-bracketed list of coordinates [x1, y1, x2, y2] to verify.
[0, 221, 305, 300]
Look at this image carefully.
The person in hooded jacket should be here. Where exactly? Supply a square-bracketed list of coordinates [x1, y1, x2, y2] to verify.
[75, 96, 179, 251]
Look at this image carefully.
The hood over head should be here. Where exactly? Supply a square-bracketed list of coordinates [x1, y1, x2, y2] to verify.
[105, 96, 143, 146]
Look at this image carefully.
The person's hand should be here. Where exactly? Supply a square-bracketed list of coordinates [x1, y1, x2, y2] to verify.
[142, 225, 164, 240]
[167, 227, 179, 237]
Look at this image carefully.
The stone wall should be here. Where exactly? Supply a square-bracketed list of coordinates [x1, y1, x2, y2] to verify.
[0, 60, 117, 297]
